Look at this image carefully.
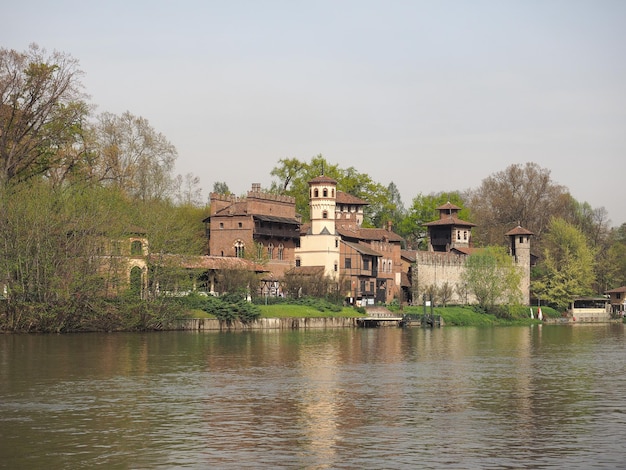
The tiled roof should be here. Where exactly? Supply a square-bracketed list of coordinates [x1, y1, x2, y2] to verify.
[149, 254, 267, 272]
[253, 214, 300, 225]
[401, 250, 417, 262]
[337, 225, 405, 242]
[309, 175, 337, 184]
[213, 201, 249, 217]
[336, 191, 368, 206]
[505, 225, 534, 236]
[437, 202, 462, 211]
[605, 286, 626, 293]
[285, 265, 326, 276]
[424, 216, 476, 227]
[342, 240, 383, 257]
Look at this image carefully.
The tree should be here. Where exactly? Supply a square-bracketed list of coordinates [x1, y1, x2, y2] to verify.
[532, 217, 596, 310]
[92, 111, 177, 201]
[461, 246, 523, 311]
[399, 192, 468, 250]
[174, 173, 203, 206]
[269, 155, 402, 228]
[467, 162, 572, 247]
[212, 181, 230, 195]
[0, 44, 88, 186]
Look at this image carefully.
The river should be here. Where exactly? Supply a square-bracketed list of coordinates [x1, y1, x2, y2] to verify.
[1, 323, 625, 469]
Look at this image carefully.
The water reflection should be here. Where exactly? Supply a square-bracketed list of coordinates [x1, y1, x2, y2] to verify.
[1, 324, 625, 469]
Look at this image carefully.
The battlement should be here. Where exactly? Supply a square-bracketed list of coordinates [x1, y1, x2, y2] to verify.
[209, 187, 295, 205]
[416, 251, 468, 267]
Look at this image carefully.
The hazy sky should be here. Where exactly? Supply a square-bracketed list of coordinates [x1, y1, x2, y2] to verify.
[5, 0, 626, 225]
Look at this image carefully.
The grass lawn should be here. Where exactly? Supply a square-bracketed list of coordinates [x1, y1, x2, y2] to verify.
[258, 304, 363, 318]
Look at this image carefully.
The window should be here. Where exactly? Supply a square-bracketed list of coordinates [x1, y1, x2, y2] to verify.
[335, 239, 339, 248]
[314, 188, 319, 197]
[345, 258, 352, 269]
[234, 240, 245, 258]
[267, 243, 274, 259]
[332, 189, 335, 197]
[519, 236, 524, 243]
[219, 222, 224, 229]
[323, 188, 328, 197]
[464, 231, 467, 240]
[238, 222, 242, 228]
[295, 258, 301, 267]
[131, 240, 143, 256]
[278, 243, 284, 260]
[323, 211, 328, 219]
[334, 262, 338, 272]
[257, 243, 263, 259]
[457, 231, 461, 240]
[363, 258, 370, 270]
[360, 280, 366, 293]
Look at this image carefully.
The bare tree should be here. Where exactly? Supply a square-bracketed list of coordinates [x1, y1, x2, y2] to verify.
[467, 162, 571, 247]
[93, 111, 177, 201]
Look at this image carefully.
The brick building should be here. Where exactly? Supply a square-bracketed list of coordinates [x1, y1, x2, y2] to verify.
[204, 183, 301, 280]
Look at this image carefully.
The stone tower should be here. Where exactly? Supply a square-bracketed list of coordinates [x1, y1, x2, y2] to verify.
[506, 225, 534, 305]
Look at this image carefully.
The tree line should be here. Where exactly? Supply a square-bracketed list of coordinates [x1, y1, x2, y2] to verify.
[2, 44, 625, 329]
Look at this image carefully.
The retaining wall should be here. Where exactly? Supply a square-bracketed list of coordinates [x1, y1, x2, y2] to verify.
[176, 317, 359, 331]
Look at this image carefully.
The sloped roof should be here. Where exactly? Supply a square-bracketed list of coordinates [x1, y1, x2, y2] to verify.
[424, 216, 476, 227]
[437, 202, 462, 211]
[213, 201, 249, 217]
[605, 286, 626, 294]
[253, 214, 300, 225]
[401, 250, 417, 262]
[342, 240, 383, 257]
[505, 225, 534, 236]
[285, 265, 326, 276]
[149, 254, 267, 272]
[337, 225, 405, 243]
[336, 191, 368, 206]
[309, 175, 337, 185]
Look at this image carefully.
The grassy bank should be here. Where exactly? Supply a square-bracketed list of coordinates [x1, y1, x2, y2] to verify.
[186, 300, 559, 327]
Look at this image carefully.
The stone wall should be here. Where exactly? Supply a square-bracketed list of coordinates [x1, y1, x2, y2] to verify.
[176, 317, 358, 331]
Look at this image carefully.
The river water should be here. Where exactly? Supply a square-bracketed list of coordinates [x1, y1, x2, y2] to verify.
[1, 324, 625, 469]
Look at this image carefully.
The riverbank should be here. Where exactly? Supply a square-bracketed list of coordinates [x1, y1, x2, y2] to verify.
[179, 304, 580, 330]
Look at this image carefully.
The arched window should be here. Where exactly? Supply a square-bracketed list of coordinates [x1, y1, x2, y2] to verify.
[323, 188, 328, 197]
[278, 243, 284, 260]
[234, 240, 245, 258]
[322, 211, 328, 219]
[314, 188, 319, 197]
[257, 243, 264, 259]
[130, 266, 142, 296]
[267, 242, 274, 259]
[332, 189, 335, 197]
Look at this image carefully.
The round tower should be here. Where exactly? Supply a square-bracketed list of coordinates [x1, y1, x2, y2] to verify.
[308, 175, 337, 235]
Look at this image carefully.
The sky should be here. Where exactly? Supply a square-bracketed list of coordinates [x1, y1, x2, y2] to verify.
[5, 0, 626, 225]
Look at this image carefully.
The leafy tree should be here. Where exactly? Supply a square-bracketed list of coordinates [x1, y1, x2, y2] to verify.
[605, 223, 626, 288]
[212, 181, 231, 195]
[461, 246, 523, 311]
[532, 217, 596, 309]
[269, 155, 402, 228]
[0, 44, 88, 186]
[399, 192, 468, 249]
